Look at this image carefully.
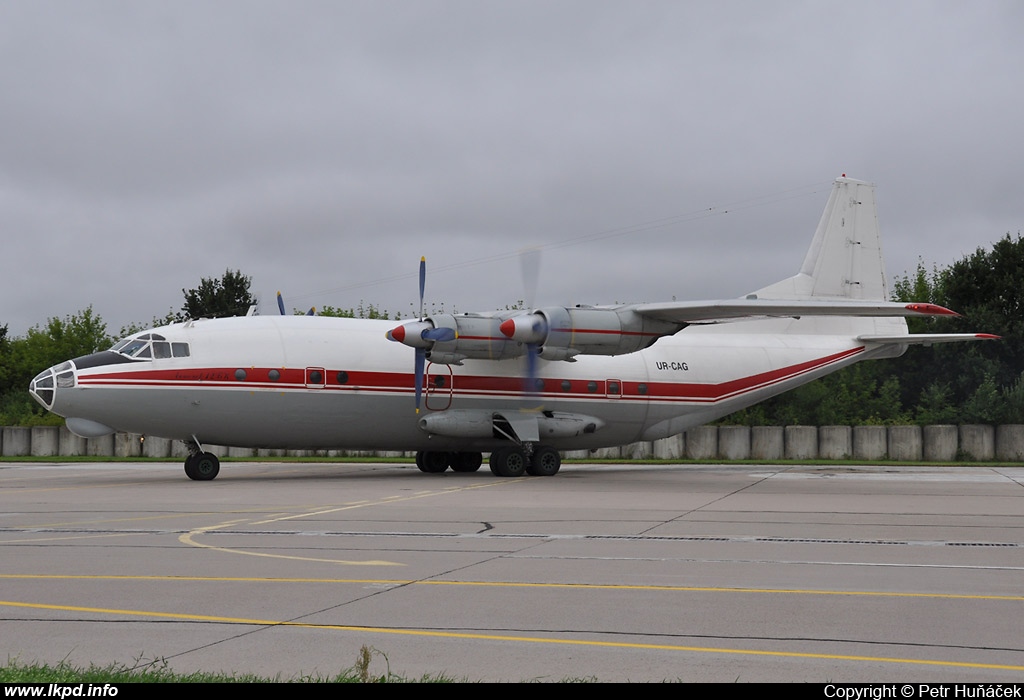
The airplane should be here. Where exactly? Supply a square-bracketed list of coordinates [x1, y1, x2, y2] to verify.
[29, 176, 995, 481]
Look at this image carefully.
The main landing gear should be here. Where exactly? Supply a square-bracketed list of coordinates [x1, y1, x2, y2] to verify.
[415, 451, 484, 473]
[183, 437, 220, 481]
[414, 446, 561, 477]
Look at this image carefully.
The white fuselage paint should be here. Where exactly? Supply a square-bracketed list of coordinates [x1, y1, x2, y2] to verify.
[46, 313, 906, 452]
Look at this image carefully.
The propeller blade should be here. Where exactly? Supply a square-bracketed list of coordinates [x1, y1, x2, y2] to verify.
[414, 348, 426, 413]
[306, 307, 315, 316]
[525, 343, 540, 395]
[422, 327, 456, 343]
[276, 292, 286, 315]
[520, 248, 541, 311]
[418, 256, 426, 320]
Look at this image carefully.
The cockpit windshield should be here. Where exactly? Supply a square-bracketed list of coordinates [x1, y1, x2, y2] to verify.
[110, 333, 190, 360]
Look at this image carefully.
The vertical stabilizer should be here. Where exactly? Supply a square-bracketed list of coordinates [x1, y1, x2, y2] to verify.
[753, 177, 888, 301]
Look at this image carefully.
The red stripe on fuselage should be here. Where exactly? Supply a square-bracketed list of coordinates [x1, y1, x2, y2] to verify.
[75, 347, 863, 405]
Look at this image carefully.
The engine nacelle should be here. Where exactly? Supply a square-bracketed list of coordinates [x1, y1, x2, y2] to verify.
[502, 306, 681, 357]
[389, 307, 681, 365]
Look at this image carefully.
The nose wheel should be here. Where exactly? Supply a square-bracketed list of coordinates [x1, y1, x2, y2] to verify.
[183, 438, 220, 481]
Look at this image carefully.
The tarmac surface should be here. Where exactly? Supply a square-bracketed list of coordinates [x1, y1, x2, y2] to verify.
[1, 460, 1023, 682]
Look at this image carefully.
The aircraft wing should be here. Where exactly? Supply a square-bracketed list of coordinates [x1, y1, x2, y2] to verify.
[858, 333, 1000, 345]
[630, 299, 960, 325]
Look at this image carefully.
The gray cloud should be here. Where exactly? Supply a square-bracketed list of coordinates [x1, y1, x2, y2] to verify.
[2, 0, 1020, 336]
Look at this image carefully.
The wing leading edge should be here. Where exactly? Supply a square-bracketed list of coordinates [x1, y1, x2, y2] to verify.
[630, 299, 961, 325]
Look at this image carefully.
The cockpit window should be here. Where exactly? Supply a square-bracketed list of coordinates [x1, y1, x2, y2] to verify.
[111, 333, 189, 360]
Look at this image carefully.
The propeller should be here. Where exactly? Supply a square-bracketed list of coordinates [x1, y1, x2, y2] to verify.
[385, 257, 455, 412]
[276, 291, 315, 316]
[500, 249, 544, 396]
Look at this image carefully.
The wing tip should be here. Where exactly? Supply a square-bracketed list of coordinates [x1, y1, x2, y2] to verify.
[904, 303, 959, 317]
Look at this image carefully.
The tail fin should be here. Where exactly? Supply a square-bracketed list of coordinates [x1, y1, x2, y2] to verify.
[753, 176, 888, 301]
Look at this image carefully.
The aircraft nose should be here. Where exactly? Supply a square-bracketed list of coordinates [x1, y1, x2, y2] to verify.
[29, 361, 75, 412]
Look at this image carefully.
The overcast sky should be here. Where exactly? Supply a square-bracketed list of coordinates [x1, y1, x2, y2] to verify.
[2, 0, 1021, 337]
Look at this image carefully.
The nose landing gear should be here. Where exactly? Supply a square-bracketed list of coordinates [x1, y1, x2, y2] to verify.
[183, 437, 220, 481]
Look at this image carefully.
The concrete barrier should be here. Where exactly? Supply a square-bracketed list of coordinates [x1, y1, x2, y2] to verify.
[2, 428, 31, 457]
[30, 426, 59, 457]
[923, 425, 958, 461]
[59, 427, 87, 456]
[142, 436, 173, 458]
[622, 441, 653, 460]
[996, 425, 1024, 461]
[4, 424, 1024, 462]
[750, 426, 784, 460]
[959, 425, 994, 460]
[684, 426, 717, 460]
[785, 426, 817, 460]
[853, 425, 887, 460]
[86, 434, 115, 457]
[592, 445, 623, 459]
[888, 425, 922, 461]
[116, 433, 143, 458]
[818, 426, 851, 460]
[717, 426, 750, 460]
[652, 434, 684, 460]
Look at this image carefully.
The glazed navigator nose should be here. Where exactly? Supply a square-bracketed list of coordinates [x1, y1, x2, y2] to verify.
[29, 361, 75, 411]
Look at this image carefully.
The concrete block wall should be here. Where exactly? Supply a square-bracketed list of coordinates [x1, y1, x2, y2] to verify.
[3, 424, 1024, 462]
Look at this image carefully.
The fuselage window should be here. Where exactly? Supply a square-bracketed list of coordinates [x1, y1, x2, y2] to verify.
[152, 342, 171, 359]
[268, 369, 281, 381]
[587, 381, 598, 393]
[561, 380, 571, 392]
[172, 343, 190, 357]
[336, 371, 348, 384]
[235, 369, 247, 381]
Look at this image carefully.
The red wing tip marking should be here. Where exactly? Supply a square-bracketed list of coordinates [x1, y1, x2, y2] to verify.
[976, 333, 1001, 340]
[904, 303, 959, 316]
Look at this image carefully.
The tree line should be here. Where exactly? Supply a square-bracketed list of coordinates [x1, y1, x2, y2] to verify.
[3, 235, 1022, 427]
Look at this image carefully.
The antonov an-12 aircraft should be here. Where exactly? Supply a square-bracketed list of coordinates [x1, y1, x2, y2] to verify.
[30, 177, 994, 480]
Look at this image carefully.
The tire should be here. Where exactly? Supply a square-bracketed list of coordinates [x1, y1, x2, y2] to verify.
[527, 446, 561, 476]
[489, 447, 527, 477]
[185, 452, 220, 481]
[416, 451, 450, 473]
[449, 452, 483, 473]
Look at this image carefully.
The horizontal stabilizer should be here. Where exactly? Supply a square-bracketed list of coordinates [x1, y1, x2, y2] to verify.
[857, 333, 1000, 346]
[632, 299, 959, 325]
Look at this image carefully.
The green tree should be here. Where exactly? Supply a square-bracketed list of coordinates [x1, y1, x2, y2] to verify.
[725, 234, 1023, 426]
[318, 302, 393, 319]
[179, 269, 256, 320]
[0, 308, 112, 425]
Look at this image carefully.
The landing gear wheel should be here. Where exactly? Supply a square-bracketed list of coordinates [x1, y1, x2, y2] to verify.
[489, 447, 527, 477]
[527, 446, 561, 476]
[449, 452, 483, 473]
[416, 451, 450, 473]
[184, 452, 220, 481]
